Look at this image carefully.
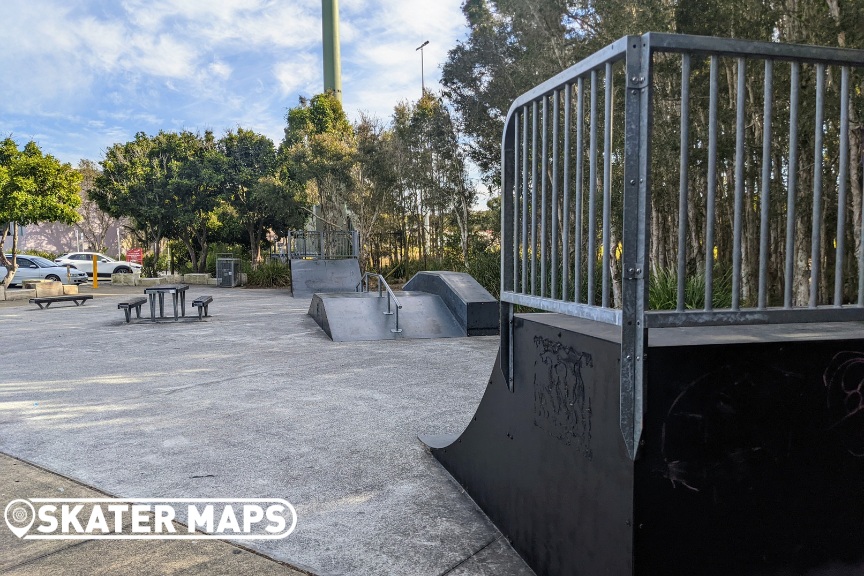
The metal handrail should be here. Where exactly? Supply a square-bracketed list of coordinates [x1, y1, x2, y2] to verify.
[356, 272, 403, 333]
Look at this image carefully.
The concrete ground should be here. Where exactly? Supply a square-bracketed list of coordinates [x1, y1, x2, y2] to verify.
[0, 283, 534, 576]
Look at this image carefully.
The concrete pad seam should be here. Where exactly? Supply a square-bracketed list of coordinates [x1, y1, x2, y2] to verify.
[1, 537, 94, 572]
[436, 534, 502, 576]
[1, 451, 317, 575]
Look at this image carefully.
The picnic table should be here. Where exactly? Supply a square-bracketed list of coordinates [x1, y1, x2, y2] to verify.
[144, 284, 189, 322]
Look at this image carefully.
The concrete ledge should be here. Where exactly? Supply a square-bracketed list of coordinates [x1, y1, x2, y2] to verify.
[6, 289, 36, 301]
[63, 285, 79, 295]
[111, 272, 140, 286]
[208, 278, 218, 286]
[26, 280, 65, 297]
[137, 277, 165, 287]
[0, 285, 5, 300]
[403, 271, 499, 336]
[183, 273, 211, 285]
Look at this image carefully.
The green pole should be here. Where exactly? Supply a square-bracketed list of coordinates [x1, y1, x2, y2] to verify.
[322, 0, 342, 101]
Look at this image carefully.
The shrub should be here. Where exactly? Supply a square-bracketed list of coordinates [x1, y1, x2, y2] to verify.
[246, 260, 291, 288]
[649, 266, 733, 310]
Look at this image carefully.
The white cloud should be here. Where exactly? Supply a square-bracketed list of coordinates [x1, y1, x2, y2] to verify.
[0, 0, 469, 164]
[274, 55, 321, 96]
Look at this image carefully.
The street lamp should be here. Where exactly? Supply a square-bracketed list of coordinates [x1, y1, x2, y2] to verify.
[416, 40, 429, 96]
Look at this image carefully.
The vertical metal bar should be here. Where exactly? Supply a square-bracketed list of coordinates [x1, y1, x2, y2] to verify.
[575, 77, 585, 303]
[835, 66, 849, 306]
[531, 101, 538, 296]
[541, 96, 549, 298]
[758, 60, 773, 309]
[810, 63, 825, 308]
[705, 56, 719, 311]
[588, 70, 599, 305]
[621, 35, 651, 461]
[562, 85, 572, 300]
[602, 62, 613, 308]
[732, 58, 745, 310]
[552, 90, 560, 300]
[500, 113, 517, 391]
[677, 53, 691, 311]
[785, 62, 800, 308]
[514, 111, 521, 293]
[522, 108, 529, 293]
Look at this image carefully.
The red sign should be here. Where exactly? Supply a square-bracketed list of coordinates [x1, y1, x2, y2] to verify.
[126, 248, 143, 264]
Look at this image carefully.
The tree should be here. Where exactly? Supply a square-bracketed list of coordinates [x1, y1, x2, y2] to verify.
[93, 132, 172, 262]
[349, 114, 399, 266]
[391, 93, 473, 263]
[75, 159, 119, 252]
[165, 131, 225, 272]
[220, 129, 306, 262]
[0, 138, 81, 286]
[280, 93, 355, 230]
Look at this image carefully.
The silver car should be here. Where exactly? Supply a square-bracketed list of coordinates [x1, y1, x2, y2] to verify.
[3, 255, 89, 286]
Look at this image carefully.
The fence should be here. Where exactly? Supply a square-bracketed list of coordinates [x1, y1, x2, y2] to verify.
[287, 230, 360, 260]
[498, 33, 864, 459]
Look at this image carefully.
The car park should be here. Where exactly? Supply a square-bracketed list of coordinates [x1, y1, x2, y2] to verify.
[54, 252, 142, 278]
[3, 255, 89, 286]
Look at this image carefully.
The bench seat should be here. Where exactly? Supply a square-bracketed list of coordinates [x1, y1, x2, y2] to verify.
[29, 295, 93, 309]
[118, 296, 148, 323]
[192, 295, 213, 320]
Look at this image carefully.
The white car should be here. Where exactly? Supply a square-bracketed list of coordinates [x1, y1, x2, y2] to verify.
[54, 252, 142, 278]
[4, 254, 89, 286]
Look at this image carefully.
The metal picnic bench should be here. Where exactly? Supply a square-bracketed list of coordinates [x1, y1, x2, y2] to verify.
[29, 295, 93, 309]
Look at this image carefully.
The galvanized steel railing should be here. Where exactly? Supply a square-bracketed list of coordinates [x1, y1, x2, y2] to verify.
[288, 230, 360, 260]
[357, 272, 403, 333]
[498, 33, 864, 459]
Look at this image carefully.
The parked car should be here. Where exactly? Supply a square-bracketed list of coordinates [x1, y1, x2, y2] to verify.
[54, 252, 142, 278]
[4, 255, 89, 286]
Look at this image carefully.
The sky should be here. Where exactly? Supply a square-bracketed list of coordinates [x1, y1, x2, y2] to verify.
[0, 0, 469, 166]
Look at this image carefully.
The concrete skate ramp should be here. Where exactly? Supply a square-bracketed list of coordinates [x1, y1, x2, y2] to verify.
[289, 258, 361, 298]
[403, 271, 498, 336]
[422, 314, 864, 575]
[309, 291, 464, 341]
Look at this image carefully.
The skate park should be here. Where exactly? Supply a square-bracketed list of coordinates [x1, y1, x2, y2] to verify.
[4, 31, 864, 576]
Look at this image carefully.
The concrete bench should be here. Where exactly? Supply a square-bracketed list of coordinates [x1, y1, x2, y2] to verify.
[192, 295, 213, 320]
[118, 296, 148, 323]
[29, 295, 93, 309]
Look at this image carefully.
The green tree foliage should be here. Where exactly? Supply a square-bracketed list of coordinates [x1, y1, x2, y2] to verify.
[280, 92, 355, 228]
[93, 132, 172, 262]
[0, 138, 81, 285]
[220, 128, 306, 262]
[94, 129, 306, 270]
[392, 93, 474, 263]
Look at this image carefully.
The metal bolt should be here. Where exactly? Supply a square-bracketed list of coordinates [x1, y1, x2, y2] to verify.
[631, 76, 638, 82]
[629, 179, 636, 185]
[626, 355, 632, 361]
[628, 267, 634, 274]
[636, 268, 642, 274]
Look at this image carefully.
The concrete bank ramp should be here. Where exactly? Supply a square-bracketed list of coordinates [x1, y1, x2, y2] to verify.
[309, 291, 464, 341]
[289, 258, 361, 299]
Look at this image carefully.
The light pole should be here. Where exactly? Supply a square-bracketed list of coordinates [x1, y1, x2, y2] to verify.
[416, 40, 429, 97]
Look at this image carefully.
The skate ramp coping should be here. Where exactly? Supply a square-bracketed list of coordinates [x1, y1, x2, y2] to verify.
[289, 258, 361, 299]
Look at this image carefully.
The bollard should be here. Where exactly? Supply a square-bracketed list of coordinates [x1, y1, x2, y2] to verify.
[92, 254, 98, 289]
